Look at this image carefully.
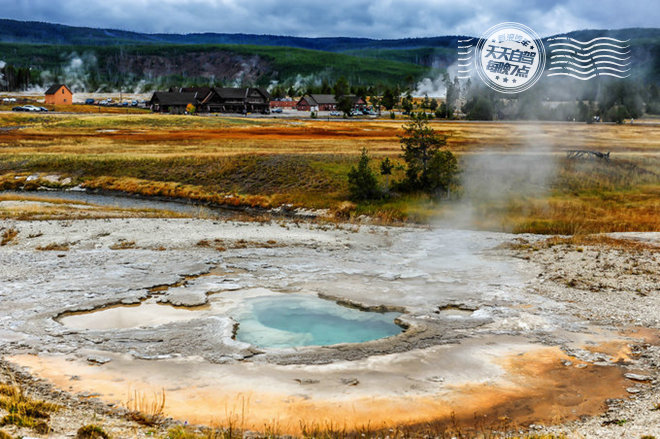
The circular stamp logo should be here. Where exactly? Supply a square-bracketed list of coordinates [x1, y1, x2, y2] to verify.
[474, 22, 546, 94]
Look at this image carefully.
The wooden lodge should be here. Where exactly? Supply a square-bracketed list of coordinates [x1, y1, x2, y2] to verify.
[296, 94, 366, 111]
[200, 87, 270, 114]
[149, 92, 199, 114]
[149, 87, 270, 114]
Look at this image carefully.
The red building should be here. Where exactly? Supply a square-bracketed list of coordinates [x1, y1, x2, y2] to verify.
[44, 84, 73, 105]
[270, 99, 297, 108]
[296, 94, 335, 111]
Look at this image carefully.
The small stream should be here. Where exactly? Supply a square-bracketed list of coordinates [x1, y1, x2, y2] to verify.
[1, 190, 231, 218]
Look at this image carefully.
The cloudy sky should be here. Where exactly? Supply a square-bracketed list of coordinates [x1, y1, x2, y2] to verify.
[4, 0, 659, 38]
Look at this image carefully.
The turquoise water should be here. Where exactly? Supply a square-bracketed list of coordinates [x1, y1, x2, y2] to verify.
[235, 294, 402, 348]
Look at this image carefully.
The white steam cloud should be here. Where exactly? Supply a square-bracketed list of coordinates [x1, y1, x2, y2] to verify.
[413, 76, 446, 98]
[38, 52, 98, 92]
[440, 124, 558, 231]
[0, 60, 5, 88]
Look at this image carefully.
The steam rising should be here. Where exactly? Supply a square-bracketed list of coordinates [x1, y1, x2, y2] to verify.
[413, 76, 446, 98]
[0, 60, 5, 88]
[38, 52, 98, 92]
[442, 124, 558, 231]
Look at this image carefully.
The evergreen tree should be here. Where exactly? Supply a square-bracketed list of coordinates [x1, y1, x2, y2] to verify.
[347, 148, 380, 201]
[399, 113, 457, 194]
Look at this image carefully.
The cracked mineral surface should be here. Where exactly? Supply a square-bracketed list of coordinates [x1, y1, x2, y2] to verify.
[1, 216, 658, 435]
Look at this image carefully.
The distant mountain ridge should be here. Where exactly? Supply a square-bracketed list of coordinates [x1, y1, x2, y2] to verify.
[0, 18, 657, 92]
[0, 18, 464, 50]
[1, 18, 659, 51]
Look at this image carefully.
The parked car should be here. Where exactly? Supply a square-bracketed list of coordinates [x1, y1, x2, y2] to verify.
[2, 97, 17, 103]
[272, 108, 283, 113]
[85, 98, 95, 105]
[131, 100, 138, 107]
[19, 105, 44, 112]
[329, 111, 341, 116]
[12, 106, 26, 111]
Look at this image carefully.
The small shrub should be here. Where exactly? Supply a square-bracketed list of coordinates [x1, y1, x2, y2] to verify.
[109, 240, 136, 250]
[0, 414, 49, 434]
[347, 148, 380, 201]
[36, 242, 70, 251]
[76, 424, 110, 439]
[0, 383, 59, 427]
[123, 389, 166, 427]
[0, 429, 12, 439]
[0, 228, 18, 246]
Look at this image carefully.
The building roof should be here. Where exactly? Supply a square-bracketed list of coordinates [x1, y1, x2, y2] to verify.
[200, 87, 270, 104]
[175, 87, 212, 100]
[252, 87, 270, 100]
[45, 84, 72, 95]
[149, 92, 199, 106]
[213, 87, 248, 99]
[309, 94, 337, 105]
[298, 94, 361, 106]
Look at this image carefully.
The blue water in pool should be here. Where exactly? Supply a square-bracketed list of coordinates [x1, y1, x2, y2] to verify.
[235, 294, 402, 348]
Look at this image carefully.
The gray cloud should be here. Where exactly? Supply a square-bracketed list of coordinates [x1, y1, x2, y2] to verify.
[4, 0, 659, 38]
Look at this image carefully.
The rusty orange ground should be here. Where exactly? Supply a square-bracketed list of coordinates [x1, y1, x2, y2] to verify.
[1, 113, 659, 157]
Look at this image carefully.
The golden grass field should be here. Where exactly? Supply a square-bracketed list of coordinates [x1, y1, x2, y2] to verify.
[0, 111, 658, 233]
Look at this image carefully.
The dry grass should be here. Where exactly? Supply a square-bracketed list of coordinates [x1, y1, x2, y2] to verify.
[123, 388, 166, 427]
[0, 382, 58, 435]
[1, 113, 658, 155]
[0, 228, 18, 246]
[507, 234, 659, 252]
[35, 242, 70, 251]
[0, 112, 658, 232]
[76, 424, 110, 439]
[164, 419, 568, 439]
[109, 240, 137, 250]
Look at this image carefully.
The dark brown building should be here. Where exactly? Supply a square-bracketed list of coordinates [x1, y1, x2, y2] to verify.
[149, 92, 198, 114]
[150, 87, 270, 114]
[199, 87, 270, 113]
[296, 94, 366, 111]
[296, 94, 337, 111]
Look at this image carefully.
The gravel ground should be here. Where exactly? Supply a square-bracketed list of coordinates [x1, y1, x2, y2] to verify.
[506, 236, 660, 438]
[0, 216, 658, 438]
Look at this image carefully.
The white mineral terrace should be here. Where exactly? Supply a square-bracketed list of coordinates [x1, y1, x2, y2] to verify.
[0, 215, 656, 432]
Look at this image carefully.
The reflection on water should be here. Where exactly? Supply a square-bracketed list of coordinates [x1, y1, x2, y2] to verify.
[1, 190, 226, 218]
[58, 302, 205, 330]
[235, 294, 402, 348]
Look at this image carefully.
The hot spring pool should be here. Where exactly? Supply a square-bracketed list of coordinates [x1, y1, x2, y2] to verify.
[58, 292, 403, 349]
[234, 294, 403, 348]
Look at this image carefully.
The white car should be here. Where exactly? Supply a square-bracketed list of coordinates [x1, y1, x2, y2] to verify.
[22, 105, 44, 112]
